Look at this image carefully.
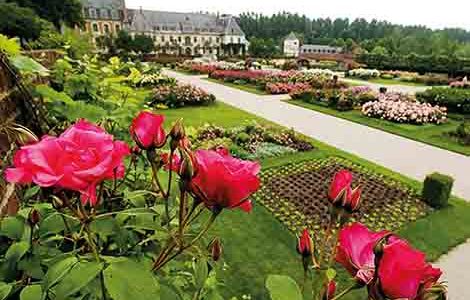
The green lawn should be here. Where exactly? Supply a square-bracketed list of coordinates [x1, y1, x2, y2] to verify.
[204, 78, 270, 95]
[151, 100, 470, 300]
[287, 99, 470, 156]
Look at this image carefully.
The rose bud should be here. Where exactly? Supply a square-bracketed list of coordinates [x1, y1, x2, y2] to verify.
[328, 170, 362, 213]
[179, 150, 198, 182]
[422, 283, 447, 300]
[329, 170, 353, 205]
[324, 281, 336, 300]
[28, 209, 41, 226]
[130, 111, 166, 150]
[170, 119, 185, 141]
[343, 186, 362, 213]
[297, 229, 313, 257]
[209, 238, 223, 262]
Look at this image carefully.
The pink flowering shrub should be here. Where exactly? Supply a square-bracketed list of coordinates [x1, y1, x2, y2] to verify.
[266, 82, 311, 94]
[362, 99, 447, 124]
[150, 83, 216, 108]
[209, 70, 270, 84]
[189, 64, 217, 74]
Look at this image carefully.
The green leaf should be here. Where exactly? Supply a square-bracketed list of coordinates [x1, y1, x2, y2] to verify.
[90, 218, 118, 237]
[23, 186, 41, 201]
[205, 290, 224, 300]
[41, 256, 78, 298]
[38, 213, 66, 237]
[11, 55, 49, 76]
[54, 261, 103, 299]
[160, 284, 182, 300]
[35, 85, 74, 104]
[104, 259, 159, 300]
[5, 241, 30, 262]
[0, 282, 12, 300]
[266, 275, 303, 300]
[0, 217, 25, 240]
[193, 259, 209, 289]
[0, 34, 20, 56]
[20, 285, 42, 300]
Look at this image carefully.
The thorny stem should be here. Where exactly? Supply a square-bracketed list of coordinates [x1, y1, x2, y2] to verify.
[330, 284, 359, 300]
[164, 149, 176, 223]
[153, 212, 219, 271]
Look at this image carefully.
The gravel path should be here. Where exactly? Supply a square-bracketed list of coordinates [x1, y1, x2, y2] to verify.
[164, 70, 470, 299]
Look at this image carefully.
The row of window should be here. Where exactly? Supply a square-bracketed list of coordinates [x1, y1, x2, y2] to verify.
[92, 23, 121, 33]
[302, 48, 338, 54]
[84, 7, 123, 20]
[151, 25, 217, 33]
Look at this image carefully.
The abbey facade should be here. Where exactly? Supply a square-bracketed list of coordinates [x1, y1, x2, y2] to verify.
[80, 0, 248, 56]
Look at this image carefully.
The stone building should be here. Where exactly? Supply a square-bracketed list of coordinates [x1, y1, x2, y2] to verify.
[79, 0, 248, 56]
[283, 32, 300, 57]
[283, 32, 343, 57]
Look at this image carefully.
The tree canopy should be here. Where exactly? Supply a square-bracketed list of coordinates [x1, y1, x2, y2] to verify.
[5, 0, 83, 28]
[238, 12, 470, 58]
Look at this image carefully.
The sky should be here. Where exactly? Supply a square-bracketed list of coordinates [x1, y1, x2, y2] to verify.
[125, 0, 470, 30]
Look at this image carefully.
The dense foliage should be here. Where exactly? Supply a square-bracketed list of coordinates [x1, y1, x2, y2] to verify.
[416, 87, 470, 113]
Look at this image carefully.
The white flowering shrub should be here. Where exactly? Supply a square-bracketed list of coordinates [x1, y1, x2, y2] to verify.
[348, 68, 381, 79]
[362, 99, 447, 124]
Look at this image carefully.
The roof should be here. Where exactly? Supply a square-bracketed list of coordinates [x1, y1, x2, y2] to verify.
[301, 44, 342, 51]
[285, 32, 299, 41]
[80, 0, 125, 9]
[126, 10, 245, 35]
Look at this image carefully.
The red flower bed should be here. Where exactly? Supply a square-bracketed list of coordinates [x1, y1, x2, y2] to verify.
[189, 64, 217, 74]
[210, 70, 270, 83]
[265, 82, 312, 95]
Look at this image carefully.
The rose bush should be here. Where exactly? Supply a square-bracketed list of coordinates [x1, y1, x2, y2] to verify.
[149, 83, 216, 108]
[362, 98, 447, 124]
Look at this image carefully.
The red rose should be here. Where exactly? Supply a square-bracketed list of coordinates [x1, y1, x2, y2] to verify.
[297, 229, 313, 257]
[5, 120, 130, 206]
[188, 149, 260, 213]
[336, 223, 390, 284]
[328, 170, 362, 212]
[378, 239, 443, 300]
[130, 111, 166, 150]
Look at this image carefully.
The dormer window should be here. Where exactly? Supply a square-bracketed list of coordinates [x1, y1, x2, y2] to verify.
[185, 16, 189, 21]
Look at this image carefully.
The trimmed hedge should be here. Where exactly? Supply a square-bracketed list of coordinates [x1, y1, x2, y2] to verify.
[416, 87, 470, 113]
[422, 173, 454, 208]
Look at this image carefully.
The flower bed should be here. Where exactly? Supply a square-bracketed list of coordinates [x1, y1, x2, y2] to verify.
[209, 69, 269, 84]
[191, 123, 314, 160]
[362, 99, 447, 124]
[265, 82, 311, 94]
[253, 157, 430, 236]
[149, 83, 216, 108]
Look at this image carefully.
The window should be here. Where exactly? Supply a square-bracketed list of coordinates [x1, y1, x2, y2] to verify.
[161, 36, 165, 42]
[115, 24, 120, 32]
[230, 37, 234, 43]
[194, 37, 197, 43]
[185, 36, 191, 45]
[90, 8, 96, 18]
[84, 7, 90, 18]
[107, 9, 112, 18]
[216, 37, 220, 43]
[92, 23, 99, 32]
[96, 9, 101, 18]
[238, 37, 241, 43]
[178, 36, 182, 42]
[104, 24, 110, 33]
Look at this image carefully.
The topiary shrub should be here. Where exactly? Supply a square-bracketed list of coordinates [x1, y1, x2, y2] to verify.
[422, 173, 454, 208]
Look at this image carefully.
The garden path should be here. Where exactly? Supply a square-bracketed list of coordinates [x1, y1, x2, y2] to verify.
[164, 70, 470, 299]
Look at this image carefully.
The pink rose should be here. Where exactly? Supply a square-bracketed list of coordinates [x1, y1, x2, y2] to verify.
[5, 120, 130, 206]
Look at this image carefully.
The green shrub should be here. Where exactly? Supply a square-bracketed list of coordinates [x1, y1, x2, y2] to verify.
[416, 87, 470, 113]
[422, 173, 454, 208]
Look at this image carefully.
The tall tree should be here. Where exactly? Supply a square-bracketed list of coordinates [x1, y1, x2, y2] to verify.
[6, 0, 83, 29]
[0, 2, 45, 41]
